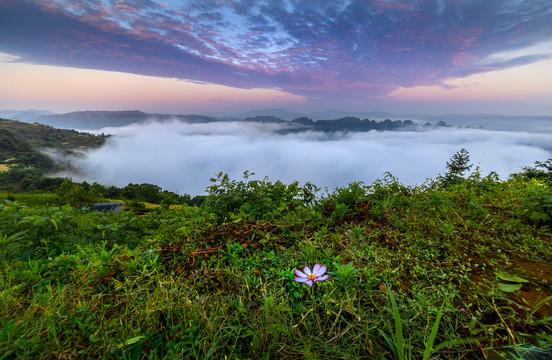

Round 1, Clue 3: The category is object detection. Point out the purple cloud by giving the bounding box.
[1,0,551,100]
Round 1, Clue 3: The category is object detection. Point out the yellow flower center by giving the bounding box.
[308,274,316,281]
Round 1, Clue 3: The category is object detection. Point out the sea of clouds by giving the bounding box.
[66,120,552,195]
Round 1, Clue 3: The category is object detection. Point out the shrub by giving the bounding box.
[519,179,552,227]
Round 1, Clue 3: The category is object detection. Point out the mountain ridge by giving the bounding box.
[4,108,552,132]
[29,110,452,132]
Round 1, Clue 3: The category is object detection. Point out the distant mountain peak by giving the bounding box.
[241,108,304,121]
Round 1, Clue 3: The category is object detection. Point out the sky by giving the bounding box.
[1,0,552,115]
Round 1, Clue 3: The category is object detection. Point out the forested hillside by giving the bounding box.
[0,118,107,192]
[0,118,107,150]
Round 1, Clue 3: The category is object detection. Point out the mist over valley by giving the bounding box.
[2,108,550,196]
[56,117,552,196]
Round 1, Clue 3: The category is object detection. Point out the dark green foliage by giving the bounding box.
[0,199,145,261]
[56,178,100,208]
[122,183,162,203]
[119,183,193,205]
[330,181,368,206]
[519,180,552,227]
[0,167,44,190]
[0,119,106,192]
[0,129,53,171]
[516,158,552,182]
[205,171,316,221]
[511,159,552,227]
[78,181,196,206]
[0,118,106,150]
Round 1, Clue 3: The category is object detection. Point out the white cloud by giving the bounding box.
[0,52,20,62]
[67,121,552,195]
[478,41,552,65]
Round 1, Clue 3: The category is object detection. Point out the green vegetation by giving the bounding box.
[1,151,552,359]
[0,118,106,150]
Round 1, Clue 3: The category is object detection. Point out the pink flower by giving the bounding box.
[294,264,328,287]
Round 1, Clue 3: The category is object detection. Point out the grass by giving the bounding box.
[1,171,552,359]
[0,192,58,206]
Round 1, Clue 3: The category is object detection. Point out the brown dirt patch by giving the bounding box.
[504,258,552,318]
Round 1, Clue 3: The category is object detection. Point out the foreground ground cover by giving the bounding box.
[1,165,552,359]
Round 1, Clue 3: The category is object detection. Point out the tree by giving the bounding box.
[516,158,552,182]
[436,148,473,187]
[56,178,100,208]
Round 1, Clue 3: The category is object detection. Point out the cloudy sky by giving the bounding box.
[1,0,552,115]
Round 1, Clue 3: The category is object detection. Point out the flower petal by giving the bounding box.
[314,265,327,277]
[305,280,314,287]
[295,269,308,278]
[315,274,329,282]
[303,266,312,275]
[313,264,321,275]
[295,277,309,283]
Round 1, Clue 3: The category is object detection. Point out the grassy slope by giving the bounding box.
[0,118,106,172]
[1,174,551,359]
[0,118,108,192]
[0,118,105,151]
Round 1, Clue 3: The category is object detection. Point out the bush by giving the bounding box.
[330,181,368,206]
[514,158,552,182]
[519,179,552,227]
[205,171,309,221]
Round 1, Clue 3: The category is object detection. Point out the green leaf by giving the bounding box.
[387,287,406,360]
[116,336,145,348]
[497,282,523,292]
[422,301,445,360]
[251,334,261,350]
[527,316,552,325]
[495,271,529,283]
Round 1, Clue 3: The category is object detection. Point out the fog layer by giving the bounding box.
[69,121,552,195]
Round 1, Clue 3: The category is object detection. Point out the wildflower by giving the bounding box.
[294,264,328,287]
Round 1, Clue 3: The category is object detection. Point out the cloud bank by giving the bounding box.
[66,121,552,195]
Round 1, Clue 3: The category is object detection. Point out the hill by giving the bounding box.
[0,118,107,190]
[5,108,552,132]
[36,110,220,130]
[33,110,451,132]
[0,109,55,122]
[0,118,106,151]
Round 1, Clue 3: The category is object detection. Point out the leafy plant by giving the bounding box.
[331,181,367,206]
[379,287,481,360]
[519,180,552,227]
[331,261,358,289]
[515,158,552,182]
